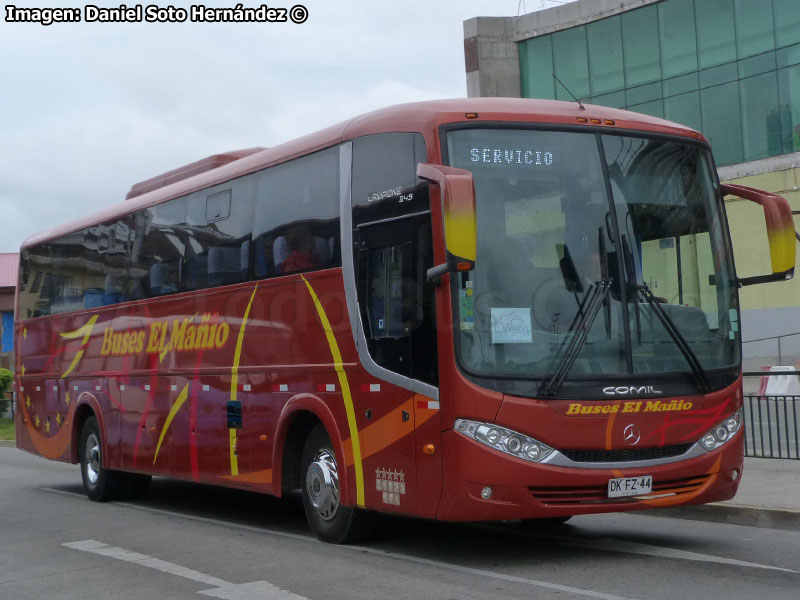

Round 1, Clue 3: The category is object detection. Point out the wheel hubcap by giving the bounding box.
[85,433,101,485]
[306,449,339,520]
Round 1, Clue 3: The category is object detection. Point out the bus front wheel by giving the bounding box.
[79,416,128,502]
[300,424,372,543]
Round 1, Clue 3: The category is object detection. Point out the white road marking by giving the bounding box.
[63,540,309,600]
[346,546,642,600]
[47,487,797,596]
[63,540,228,587]
[198,581,309,600]
[567,537,799,574]
[45,489,640,600]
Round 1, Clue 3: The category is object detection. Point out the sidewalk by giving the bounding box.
[644,457,800,530]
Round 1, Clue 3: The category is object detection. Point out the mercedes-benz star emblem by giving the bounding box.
[623,424,641,446]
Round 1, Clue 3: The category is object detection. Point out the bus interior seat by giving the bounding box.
[273,234,330,272]
[637,302,711,341]
[83,288,105,308]
[184,253,208,290]
[149,261,180,296]
[207,241,249,286]
[103,273,128,305]
[253,234,272,278]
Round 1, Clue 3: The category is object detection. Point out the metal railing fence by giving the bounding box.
[743,395,800,459]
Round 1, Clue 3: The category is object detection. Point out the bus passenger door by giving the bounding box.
[355,215,441,517]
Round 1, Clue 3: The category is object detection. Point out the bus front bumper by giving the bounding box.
[435,429,743,522]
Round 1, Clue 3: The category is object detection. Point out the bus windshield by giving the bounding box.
[446,128,740,388]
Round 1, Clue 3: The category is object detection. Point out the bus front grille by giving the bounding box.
[559,443,695,463]
[529,474,711,505]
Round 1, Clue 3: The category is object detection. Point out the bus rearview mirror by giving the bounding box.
[721,183,796,286]
[416,163,476,283]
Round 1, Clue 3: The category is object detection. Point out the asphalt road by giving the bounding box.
[2,445,799,600]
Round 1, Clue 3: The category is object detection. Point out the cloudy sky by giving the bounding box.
[0,0,575,253]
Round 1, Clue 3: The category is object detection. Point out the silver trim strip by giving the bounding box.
[339,143,440,402]
[355,209,432,230]
[540,443,707,470]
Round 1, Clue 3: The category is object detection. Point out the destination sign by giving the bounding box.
[469,147,554,166]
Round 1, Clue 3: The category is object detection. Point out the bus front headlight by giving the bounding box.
[455,419,554,463]
[699,409,742,452]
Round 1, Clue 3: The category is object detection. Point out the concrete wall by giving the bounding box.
[512,0,659,41]
[464,17,521,98]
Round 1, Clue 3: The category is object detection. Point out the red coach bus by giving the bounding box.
[15,99,795,543]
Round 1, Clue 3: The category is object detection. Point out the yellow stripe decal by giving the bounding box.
[61,349,85,379]
[301,275,365,507]
[153,384,189,465]
[228,284,259,476]
[60,314,98,341]
[60,315,99,378]
[229,429,239,476]
[231,285,259,402]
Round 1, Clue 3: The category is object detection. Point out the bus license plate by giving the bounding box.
[608,475,652,498]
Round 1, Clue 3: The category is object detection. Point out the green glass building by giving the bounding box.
[464,0,800,367]
[517,0,800,166]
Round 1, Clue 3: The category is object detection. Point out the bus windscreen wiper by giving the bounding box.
[636,283,710,392]
[618,232,710,393]
[539,278,612,397]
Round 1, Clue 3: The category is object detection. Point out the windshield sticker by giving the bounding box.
[459,285,475,330]
[491,308,532,344]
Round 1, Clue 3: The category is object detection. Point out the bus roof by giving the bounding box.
[21,97,706,249]
[125,147,266,200]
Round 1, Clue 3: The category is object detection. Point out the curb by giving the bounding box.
[0,440,16,447]
[642,503,800,531]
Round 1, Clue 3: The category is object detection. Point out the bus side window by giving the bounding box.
[18,245,52,318]
[253,147,341,279]
[186,177,255,290]
[131,197,188,298]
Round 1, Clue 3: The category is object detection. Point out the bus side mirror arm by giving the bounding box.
[417,163,477,285]
[426,261,473,286]
[720,183,796,287]
[426,263,450,286]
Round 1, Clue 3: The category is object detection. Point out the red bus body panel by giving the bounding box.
[15,98,741,523]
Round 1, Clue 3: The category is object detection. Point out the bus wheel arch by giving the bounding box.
[70,393,104,465]
[277,410,320,495]
[274,395,346,501]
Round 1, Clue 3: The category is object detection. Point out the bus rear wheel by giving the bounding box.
[300,424,372,544]
[79,416,128,502]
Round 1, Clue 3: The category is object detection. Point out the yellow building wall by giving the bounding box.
[723,166,800,310]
